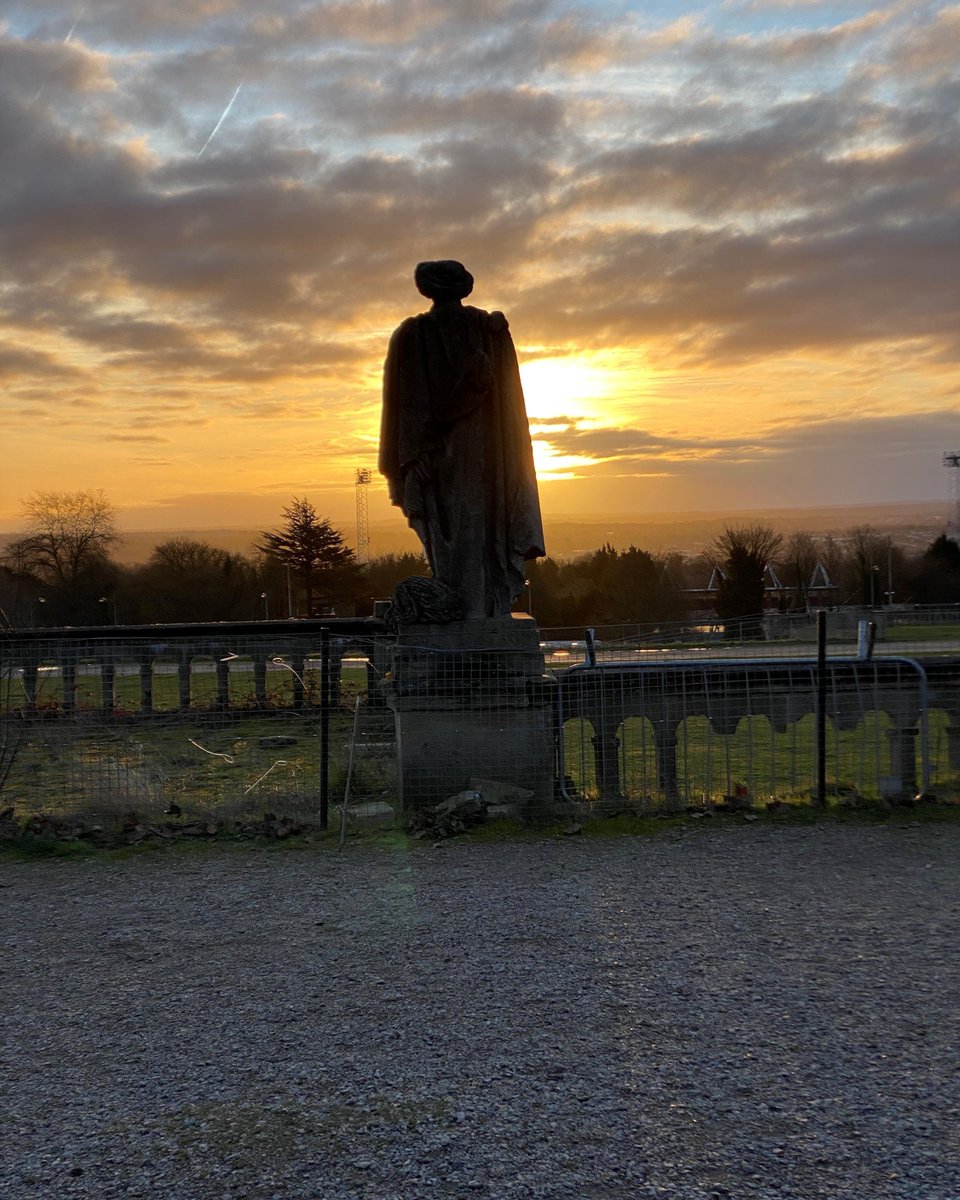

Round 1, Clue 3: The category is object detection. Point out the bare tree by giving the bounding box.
[845,525,894,606]
[712,523,783,638]
[818,534,848,600]
[2,491,120,622]
[782,530,819,611]
[3,490,119,590]
[130,538,256,622]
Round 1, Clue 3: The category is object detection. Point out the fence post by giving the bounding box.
[253,656,268,706]
[215,657,230,709]
[138,652,153,714]
[100,662,115,714]
[816,611,827,806]
[319,628,330,830]
[177,656,191,710]
[62,654,76,714]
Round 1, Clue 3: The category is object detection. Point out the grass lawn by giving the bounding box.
[1,659,372,715]
[562,707,959,806]
[883,623,960,642]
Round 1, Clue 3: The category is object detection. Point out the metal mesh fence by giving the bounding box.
[0,624,396,835]
[557,657,937,810]
[1,615,958,833]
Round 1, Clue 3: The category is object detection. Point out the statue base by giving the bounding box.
[385,614,555,815]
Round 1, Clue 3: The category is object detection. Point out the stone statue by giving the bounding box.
[379,260,545,621]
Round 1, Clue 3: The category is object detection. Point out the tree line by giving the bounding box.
[0,493,374,628]
[1,490,958,630]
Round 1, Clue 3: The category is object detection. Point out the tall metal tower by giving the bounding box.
[355,467,372,563]
[945,452,960,541]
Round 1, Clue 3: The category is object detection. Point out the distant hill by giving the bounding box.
[0,501,950,565]
[540,501,951,558]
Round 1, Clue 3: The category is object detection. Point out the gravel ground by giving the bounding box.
[1,821,958,1200]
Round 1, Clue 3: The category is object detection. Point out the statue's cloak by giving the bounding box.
[379,303,545,619]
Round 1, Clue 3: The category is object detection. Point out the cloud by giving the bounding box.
[5,4,955,368]
[0,344,81,381]
[105,432,172,443]
[2,0,958,517]
[715,6,897,66]
[886,4,960,79]
[537,407,960,474]
[539,421,776,464]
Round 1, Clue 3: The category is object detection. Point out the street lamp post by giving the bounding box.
[260,591,269,620]
[886,545,895,606]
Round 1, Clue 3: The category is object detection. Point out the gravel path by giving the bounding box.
[2,821,958,1200]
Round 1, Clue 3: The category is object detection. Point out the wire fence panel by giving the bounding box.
[0,624,398,833]
[556,657,945,810]
[2,618,958,831]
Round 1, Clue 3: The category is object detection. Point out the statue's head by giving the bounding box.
[414,260,474,303]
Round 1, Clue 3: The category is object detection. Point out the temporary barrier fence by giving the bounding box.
[1,615,957,830]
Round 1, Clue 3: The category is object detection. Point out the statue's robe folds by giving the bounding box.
[379,303,545,619]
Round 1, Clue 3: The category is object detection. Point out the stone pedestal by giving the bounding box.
[385,614,555,814]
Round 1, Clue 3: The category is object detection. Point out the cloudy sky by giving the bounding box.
[2,0,958,534]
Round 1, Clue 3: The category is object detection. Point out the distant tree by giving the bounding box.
[519,556,564,626]
[617,545,675,622]
[2,490,120,622]
[0,564,38,629]
[363,552,430,606]
[578,543,621,624]
[129,538,257,623]
[844,525,900,606]
[573,544,663,624]
[653,553,688,622]
[4,489,119,588]
[518,546,687,629]
[258,499,360,616]
[817,534,848,601]
[782,531,820,611]
[909,534,960,604]
[927,533,960,570]
[712,524,782,639]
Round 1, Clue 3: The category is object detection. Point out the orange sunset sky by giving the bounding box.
[2,1,959,535]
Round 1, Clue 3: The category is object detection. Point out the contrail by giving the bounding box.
[196,82,244,159]
[64,4,87,43]
[32,2,86,99]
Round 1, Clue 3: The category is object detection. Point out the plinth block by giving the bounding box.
[394,698,555,812]
[395,612,541,652]
[386,615,555,813]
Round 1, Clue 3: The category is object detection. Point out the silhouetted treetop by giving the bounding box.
[4,489,119,588]
[258,498,359,616]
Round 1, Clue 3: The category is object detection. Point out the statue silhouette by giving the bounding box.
[380,261,545,620]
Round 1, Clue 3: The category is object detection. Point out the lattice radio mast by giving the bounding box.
[945,452,960,541]
[355,467,372,563]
